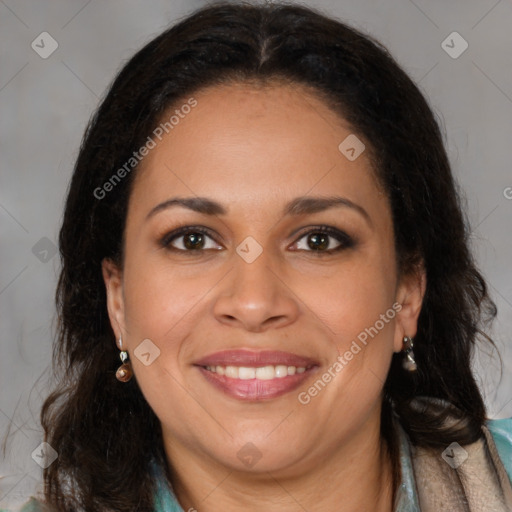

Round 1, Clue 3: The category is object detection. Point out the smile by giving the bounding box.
[204,364,306,379]
[194,349,319,401]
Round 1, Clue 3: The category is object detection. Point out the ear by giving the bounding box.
[102,257,126,349]
[393,262,426,353]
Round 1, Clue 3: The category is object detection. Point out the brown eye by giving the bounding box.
[293,226,355,254]
[160,227,223,253]
[182,232,205,250]
[306,232,330,251]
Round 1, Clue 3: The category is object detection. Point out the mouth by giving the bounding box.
[194,350,319,401]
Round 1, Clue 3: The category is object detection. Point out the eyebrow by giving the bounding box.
[146,195,372,227]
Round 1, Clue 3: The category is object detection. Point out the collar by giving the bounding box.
[393,420,422,511]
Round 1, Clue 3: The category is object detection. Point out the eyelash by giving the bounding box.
[159,225,355,256]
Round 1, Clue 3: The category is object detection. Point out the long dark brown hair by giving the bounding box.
[38,1,498,510]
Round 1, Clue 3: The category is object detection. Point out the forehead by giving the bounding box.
[129,81,387,221]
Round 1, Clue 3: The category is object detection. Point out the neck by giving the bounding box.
[162,414,395,512]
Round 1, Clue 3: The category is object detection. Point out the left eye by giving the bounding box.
[293,227,354,253]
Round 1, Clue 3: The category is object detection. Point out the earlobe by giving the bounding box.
[393,263,427,353]
[101,258,125,344]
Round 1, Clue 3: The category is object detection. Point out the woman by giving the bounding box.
[4,2,512,511]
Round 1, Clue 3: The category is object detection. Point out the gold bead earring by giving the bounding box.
[115,336,133,382]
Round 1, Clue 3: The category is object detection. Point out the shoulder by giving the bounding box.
[486,417,512,483]
[0,497,51,512]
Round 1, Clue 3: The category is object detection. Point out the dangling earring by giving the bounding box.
[116,336,133,382]
[402,335,417,371]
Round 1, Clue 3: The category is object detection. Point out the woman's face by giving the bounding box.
[103,81,424,475]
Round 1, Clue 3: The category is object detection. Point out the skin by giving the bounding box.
[102,80,426,512]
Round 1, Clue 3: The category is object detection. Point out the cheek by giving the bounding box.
[295,247,398,394]
[119,262,205,402]
[122,257,205,340]
[298,254,396,342]
[120,264,205,424]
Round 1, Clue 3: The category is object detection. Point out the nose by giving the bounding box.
[212,245,300,333]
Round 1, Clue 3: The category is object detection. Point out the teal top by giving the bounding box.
[4,418,512,512]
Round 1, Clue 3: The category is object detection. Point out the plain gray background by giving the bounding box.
[1,0,511,507]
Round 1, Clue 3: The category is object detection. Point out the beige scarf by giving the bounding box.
[410,424,512,511]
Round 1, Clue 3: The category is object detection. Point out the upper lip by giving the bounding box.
[194,349,318,368]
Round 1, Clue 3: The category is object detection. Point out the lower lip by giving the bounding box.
[197,366,317,401]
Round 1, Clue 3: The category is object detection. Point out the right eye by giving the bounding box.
[160,226,223,253]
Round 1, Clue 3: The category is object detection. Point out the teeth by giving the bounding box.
[204,364,307,379]
[239,367,256,380]
[275,365,288,378]
[225,366,239,378]
[256,366,276,380]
